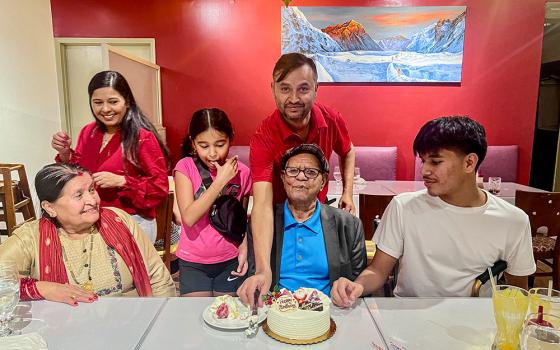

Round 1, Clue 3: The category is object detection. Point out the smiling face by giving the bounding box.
[192,127,231,170]
[272,64,317,126]
[419,148,478,200]
[41,173,100,232]
[90,87,128,133]
[281,152,326,205]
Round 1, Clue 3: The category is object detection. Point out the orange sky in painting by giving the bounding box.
[370,11,463,27]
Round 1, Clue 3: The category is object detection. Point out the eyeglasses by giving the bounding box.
[283,167,322,179]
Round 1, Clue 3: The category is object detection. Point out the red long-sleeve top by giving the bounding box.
[56,122,168,219]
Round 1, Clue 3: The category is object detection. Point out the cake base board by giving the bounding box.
[262,318,336,345]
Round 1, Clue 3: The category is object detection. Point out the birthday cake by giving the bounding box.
[265,287,331,340]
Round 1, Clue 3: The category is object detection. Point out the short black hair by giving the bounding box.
[413,116,487,170]
[281,144,329,173]
[273,53,318,83]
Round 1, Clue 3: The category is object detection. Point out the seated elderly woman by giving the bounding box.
[0,163,176,305]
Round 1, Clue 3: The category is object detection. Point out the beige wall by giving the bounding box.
[0,0,61,211]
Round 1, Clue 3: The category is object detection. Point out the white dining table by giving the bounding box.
[365,297,496,350]
[375,180,547,205]
[8,296,500,350]
[9,297,167,350]
[138,297,384,350]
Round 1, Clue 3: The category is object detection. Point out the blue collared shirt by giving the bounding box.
[279,200,330,295]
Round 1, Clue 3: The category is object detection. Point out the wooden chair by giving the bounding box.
[155,191,177,271]
[0,164,36,237]
[358,193,394,240]
[471,260,507,297]
[515,190,560,289]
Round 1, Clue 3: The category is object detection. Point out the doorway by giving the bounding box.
[530,2,560,191]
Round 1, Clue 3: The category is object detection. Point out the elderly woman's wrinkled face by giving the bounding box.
[42,173,100,230]
[281,153,326,205]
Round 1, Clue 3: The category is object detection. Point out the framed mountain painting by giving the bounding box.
[281,6,467,83]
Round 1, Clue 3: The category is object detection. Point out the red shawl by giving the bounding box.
[38,208,152,296]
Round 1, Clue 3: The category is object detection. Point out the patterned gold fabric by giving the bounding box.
[0,207,176,297]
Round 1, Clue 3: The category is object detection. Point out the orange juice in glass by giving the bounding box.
[529,288,560,317]
[493,285,529,350]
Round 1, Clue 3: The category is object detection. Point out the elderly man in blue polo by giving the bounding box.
[239,144,366,300]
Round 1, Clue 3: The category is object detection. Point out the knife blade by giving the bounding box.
[245,288,260,337]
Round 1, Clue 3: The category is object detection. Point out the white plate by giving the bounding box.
[202,304,268,330]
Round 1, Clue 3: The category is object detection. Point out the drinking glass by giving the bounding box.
[521,313,560,350]
[489,176,502,194]
[333,166,342,190]
[492,285,529,350]
[529,288,560,316]
[0,261,19,337]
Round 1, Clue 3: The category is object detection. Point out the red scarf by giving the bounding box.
[38,208,152,296]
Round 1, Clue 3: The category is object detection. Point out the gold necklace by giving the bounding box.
[61,233,95,292]
[100,133,114,151]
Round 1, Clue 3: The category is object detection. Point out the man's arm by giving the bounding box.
[504,273,528,290]
[338,145,355,214]
[237,182,274,307]
[331,249,397,307]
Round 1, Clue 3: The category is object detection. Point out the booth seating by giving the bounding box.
[229,145,251,167]
[329,146,398,180]
[414,145,519,182]
[229,145,398,181]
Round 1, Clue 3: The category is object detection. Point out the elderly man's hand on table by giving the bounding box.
[36,281,98,306]
[331,277,363,308]
[237,271,271,308]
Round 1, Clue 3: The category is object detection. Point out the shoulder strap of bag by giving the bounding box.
[193,157,214,191]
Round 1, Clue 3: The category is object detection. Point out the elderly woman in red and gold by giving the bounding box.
[0,163,175,305]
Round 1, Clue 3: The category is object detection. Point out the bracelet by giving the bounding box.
[20,277,44,301]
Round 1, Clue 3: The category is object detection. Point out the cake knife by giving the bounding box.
[245,288,260,337]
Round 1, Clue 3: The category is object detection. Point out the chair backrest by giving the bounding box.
[414,145,519,182]
[155,191,174,270]
[515,190,560,237]
[229,145,250,167]
[329,146,397,181]
[358,193,395,240]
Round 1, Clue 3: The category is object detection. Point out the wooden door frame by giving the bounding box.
[54,38,159,134]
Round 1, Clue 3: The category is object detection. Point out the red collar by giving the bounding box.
[274,104,327,142]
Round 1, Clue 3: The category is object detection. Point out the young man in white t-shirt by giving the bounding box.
[331,116,536,306]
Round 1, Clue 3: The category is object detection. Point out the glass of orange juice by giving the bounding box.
[492,285,530,350]
[529,288,560,317]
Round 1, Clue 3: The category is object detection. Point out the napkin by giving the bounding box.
[0,332,48,350]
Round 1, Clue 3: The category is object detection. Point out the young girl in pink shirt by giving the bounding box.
[174,108,251,296]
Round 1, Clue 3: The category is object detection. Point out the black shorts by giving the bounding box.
[179,257,246,295]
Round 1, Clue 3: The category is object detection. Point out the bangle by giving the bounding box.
[20,277,44,301]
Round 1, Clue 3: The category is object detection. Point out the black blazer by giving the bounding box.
[247,203,367,291]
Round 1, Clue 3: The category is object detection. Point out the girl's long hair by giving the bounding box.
[88,71,170,169]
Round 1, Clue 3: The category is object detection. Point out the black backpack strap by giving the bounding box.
[193,158,214,190]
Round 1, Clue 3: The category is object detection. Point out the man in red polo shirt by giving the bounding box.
[237,53,356,306]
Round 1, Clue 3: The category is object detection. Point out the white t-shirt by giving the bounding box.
[374,189,536,297]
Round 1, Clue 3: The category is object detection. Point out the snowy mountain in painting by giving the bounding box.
[376,35,411,51]
[311,50,463,83]
[321,20,382,51]
[282,7,342,54]
[281,7,466,82]
[405,11,466,53]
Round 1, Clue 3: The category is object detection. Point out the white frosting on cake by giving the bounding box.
[267,288,331,340]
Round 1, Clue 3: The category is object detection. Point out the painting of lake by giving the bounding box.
[281,6,467,83]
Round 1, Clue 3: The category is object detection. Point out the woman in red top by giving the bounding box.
[51,71,169,242]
